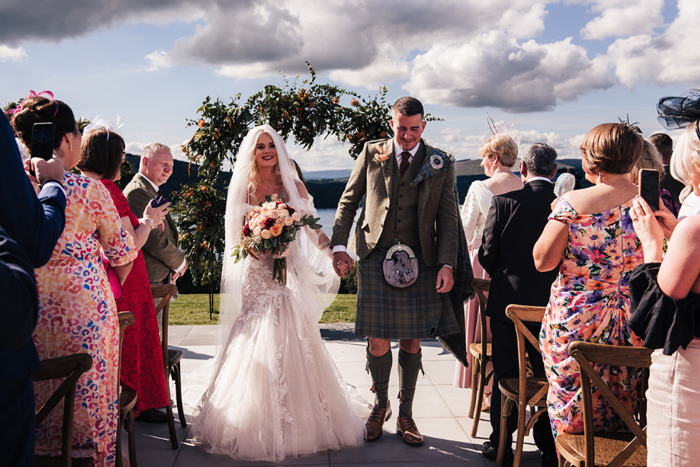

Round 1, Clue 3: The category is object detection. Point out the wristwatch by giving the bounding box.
[439,263,454,272]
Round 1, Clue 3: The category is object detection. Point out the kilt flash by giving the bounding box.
[355,247,459,339]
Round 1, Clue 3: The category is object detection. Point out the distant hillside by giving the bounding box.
[127,153,587,208]
[125,154,232,198]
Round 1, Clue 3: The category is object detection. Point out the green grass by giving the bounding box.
[169,293,357,325]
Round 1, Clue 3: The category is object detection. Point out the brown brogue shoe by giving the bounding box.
[396,415,423,446]
[365,402,392,441]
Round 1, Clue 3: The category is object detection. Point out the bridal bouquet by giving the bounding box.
[232,194,322,283]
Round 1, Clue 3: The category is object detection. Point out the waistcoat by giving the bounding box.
[377,150,425,249]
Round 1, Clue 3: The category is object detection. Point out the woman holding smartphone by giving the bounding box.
[533,122,645,441]
[629,92,700,466]
[12,95,136,466]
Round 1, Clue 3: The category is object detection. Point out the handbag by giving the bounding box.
[382,243,419,288]
[101,250,122,300]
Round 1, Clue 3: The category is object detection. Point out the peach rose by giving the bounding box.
[276,217,285,226]
[261,230,271,239]
[292,212,301,222]
[269,209,280,219]
[280,209,289,218]
[270,225,283,237]
[253,227,262,236]
[284,217,294,226]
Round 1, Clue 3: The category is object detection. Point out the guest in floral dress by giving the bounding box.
[13,96,137,466]
[533,122,645,439]
[78,127,170,418]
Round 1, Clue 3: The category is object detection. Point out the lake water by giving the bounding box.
[315,208,359,257]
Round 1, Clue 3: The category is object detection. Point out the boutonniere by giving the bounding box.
[373,151,389,166]
[429,154,444,170]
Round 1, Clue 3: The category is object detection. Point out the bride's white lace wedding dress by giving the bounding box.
[191,254,367,462]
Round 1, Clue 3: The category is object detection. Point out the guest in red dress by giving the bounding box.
[78,126,170,419]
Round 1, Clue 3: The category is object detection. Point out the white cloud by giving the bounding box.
[404,32,616,112]
[286,136,356,172]
[580,0,664,40]
[143,50,172,72]
[125,141,148,155]
[607,0,700,87]
[0,44,26,61]
[499,2,548,39]
[329,51,410,89]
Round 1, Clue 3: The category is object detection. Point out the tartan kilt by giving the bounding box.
[355,247,459,339]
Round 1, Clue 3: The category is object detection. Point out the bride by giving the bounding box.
[191,125,366,462]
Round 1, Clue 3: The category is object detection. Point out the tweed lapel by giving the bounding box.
[381,139,394,200]
[135,173,157,197]
[415,143,432,220]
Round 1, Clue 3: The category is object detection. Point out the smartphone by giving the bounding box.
[30,122,56,161]
[639,168,660,211]
[150,194,169,208]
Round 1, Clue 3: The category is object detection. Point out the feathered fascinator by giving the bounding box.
[83,115,123,140]
[657,89,700,140]
[482,113,521,145]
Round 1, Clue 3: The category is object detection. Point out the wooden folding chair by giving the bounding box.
[33,352,94,467]
[468,278,494,437]
[151,284,184,450]
[116,312,138,467]
[556,341,652,467]
[496,305,549,467]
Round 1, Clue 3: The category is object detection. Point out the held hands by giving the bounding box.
[436,266,454,293]
[332,251,354,278]
[273,248,291,259]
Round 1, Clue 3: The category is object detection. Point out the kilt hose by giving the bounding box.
[355,247,460,339]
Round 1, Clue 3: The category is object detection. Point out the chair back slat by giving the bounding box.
[33,354,93,425]
[569,341,652,467]
[471,278,490,351]
[151,284,178,367]
[32,353,93,466]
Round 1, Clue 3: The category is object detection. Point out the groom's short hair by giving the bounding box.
[393,96,424,119]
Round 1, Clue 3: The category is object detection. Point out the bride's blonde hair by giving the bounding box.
[246,129,281,196]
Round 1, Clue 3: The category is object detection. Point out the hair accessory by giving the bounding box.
[5,90,55,121]
[657,89,700,141]
[618,114,642,134]
[482,113,522,145]
[83,115,123,141]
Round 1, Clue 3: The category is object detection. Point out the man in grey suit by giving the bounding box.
[332,97,460,447]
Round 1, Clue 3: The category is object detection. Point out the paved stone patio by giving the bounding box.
[125,324,546,466]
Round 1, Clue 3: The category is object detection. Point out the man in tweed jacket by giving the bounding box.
[124,144,186,326]
[332,97,459,446]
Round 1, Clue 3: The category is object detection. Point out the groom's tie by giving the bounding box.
[399,151,411,178]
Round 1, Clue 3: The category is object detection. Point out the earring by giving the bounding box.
[597,172,602,183]
[70,142,73,152]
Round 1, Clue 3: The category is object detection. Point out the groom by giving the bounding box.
[332,96,460,447]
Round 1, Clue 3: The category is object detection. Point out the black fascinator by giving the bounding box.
[657,89,700,140]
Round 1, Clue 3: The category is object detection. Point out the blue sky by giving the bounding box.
[1,0,698,171]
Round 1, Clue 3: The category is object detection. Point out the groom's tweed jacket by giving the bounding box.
[332,138,457,267]
[332,139,466,345]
